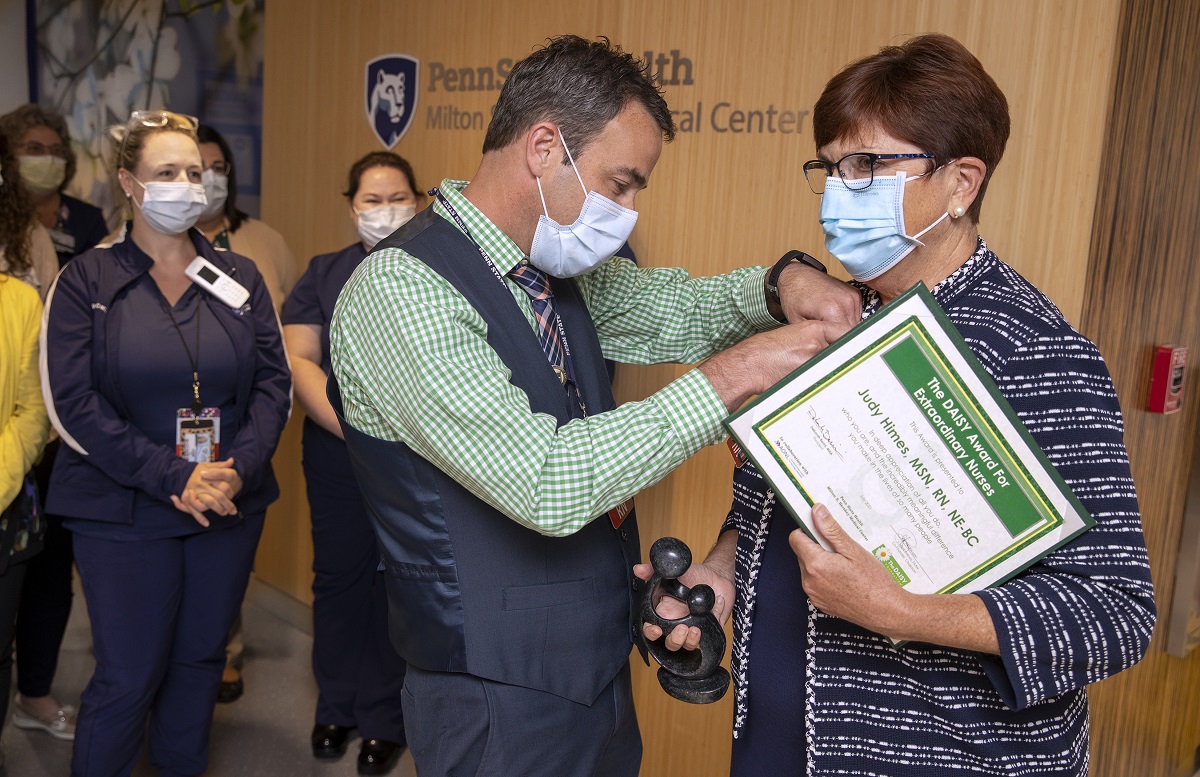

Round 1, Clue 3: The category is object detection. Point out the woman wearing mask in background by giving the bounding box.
[0,138,52,777]
[40,110,291,777]
[0,104,108,268]
[281,151,415,776]
[195,123,298,704]
[0,107,92,746]
[195,124,297,313]
[0,133,58,298]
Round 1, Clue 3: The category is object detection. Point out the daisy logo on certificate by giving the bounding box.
[872,545,911,586]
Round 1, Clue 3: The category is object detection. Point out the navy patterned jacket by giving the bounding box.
[721,238,1155,776]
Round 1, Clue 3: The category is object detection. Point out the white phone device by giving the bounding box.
[186,256,250,309]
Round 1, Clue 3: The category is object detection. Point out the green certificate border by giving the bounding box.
[725,283,1095,593]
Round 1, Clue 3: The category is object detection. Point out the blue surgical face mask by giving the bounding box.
[818,170,949,281]
[529,132,638,278]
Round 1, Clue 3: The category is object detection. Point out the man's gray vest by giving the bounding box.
[329,207,644,705]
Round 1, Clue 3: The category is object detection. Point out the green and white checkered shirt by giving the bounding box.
[330,179,778,536]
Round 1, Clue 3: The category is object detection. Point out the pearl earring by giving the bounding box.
[952,206,966,218]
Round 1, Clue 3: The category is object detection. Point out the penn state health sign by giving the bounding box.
[365,54,419,148]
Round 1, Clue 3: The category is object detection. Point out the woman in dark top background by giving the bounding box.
[281,150,417,776]
[0,104,108,267]
[194,122,300,705]
[41,109,291,777]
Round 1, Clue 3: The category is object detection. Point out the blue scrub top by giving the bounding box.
[50,194,109,267]
[283,242,368,493]
[65,278,240,539]
[282,242,367,376]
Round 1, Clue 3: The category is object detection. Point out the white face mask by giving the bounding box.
[355,203,416,248]
[129,177,208,235]
[528,131,638,278]
[200,169,229,222]
[18,155,67,195]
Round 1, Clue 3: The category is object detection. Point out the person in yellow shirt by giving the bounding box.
[0,269,52,774]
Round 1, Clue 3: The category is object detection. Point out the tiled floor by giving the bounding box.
[2,579,416,777]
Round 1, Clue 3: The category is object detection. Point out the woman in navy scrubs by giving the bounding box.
[282,151,417,776]
[40,110,291,777]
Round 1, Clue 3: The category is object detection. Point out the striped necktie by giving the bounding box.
[509,261,568,384]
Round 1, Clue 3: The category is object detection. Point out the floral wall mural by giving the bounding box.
[32,0,265,224]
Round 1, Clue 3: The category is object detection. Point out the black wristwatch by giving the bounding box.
[767,250,827,321]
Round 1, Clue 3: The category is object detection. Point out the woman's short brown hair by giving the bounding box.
[813,34,1010,222]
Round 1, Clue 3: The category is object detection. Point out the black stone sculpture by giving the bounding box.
[639,536,730,703]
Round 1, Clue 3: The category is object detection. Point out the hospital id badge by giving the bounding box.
[608,498,633,530]
[176,408,221,463]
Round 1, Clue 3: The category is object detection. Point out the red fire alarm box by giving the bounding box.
[1149,345,1188,414]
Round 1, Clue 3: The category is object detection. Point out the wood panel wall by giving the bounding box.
[1082,0,1200,775]
[257,2,1148,774]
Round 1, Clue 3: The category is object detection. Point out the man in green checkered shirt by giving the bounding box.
[330,35,859,777]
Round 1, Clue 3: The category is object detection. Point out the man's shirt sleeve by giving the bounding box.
[331,248,731,537]
[578,256,778,365]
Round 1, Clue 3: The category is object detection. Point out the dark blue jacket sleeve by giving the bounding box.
[42,260,194,502]
[974,333,1156,709]
[223,267,292,495]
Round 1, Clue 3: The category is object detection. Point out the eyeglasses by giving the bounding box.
[16,140,70,159]
[118,110,201,165]
[128,110,199,131]
[204,160,232,175]
[802,152,937,193]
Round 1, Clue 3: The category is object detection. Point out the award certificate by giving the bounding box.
[725,284,1094,595]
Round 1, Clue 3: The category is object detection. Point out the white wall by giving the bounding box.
[0,0,30,113]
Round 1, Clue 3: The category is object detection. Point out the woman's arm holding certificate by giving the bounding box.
[791,503,1000,654]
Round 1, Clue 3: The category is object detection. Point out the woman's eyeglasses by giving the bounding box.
[117,110,201,164]
[16,140,70,159]
[802,152,937,193]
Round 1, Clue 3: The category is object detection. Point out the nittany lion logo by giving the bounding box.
[365,54,419,149]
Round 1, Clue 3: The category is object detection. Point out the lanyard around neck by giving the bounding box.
[159,292,204,414]
[432,188,588,416]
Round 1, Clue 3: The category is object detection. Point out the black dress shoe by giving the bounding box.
[311,723,355,759]
[358,739,404,776]
[216,677,243,704]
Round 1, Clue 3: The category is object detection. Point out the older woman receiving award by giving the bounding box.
[643,33,1155,777]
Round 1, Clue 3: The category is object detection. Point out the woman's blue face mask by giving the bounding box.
[819,170,949,282]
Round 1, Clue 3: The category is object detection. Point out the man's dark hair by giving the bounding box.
[482,35,675,159]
